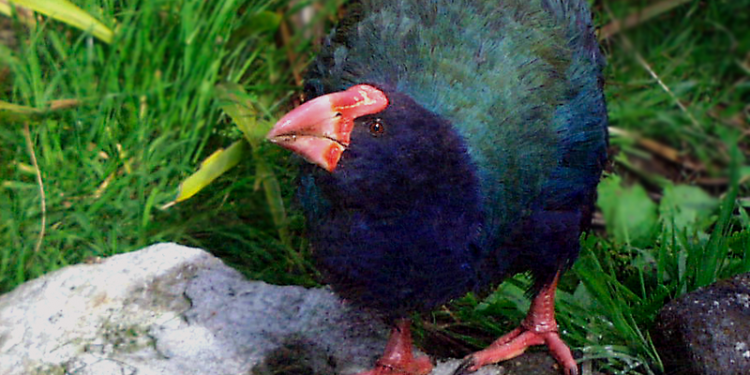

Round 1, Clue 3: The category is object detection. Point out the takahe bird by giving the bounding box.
[266,0,607,374]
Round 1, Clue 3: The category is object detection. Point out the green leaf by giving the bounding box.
[8,0,114,43]
[247,10,281,34]
[215,83,273,146]
[659,184,718,234]
[165,140,248,207]
[597,175,659,247]
[740,166,750,184]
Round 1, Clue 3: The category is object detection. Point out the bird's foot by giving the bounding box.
[452,327,577,375]
[453,273,577,375]
[354,319,433,375]
[355,355,433,375]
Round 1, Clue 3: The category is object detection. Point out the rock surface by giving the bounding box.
[652,272,750,375]
[0,243,563,375]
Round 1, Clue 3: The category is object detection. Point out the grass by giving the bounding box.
[0,0,341,288]
[1,0,749,374]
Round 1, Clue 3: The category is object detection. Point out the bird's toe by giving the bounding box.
[564,363,579,375]
[451,357,478,375]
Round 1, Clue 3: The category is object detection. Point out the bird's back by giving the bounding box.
[306,0,607,262]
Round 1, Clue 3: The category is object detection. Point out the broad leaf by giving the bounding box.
[659,184,718,234]
[597,175,659,247]
[247,10,281,34]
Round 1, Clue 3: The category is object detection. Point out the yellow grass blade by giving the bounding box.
[162,140,248,208]
[0,99,82,123]
[0,99,41,114]
[8,0,114,43]
[0,99,42,122]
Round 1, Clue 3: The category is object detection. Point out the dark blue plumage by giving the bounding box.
[300,91,485,315]
[267,0,607,373]
[301,0,607,313]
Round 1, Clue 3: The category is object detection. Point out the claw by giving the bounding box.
[451,357,477,375]
[456,272,579,375]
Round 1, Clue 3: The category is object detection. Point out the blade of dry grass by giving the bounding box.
[604,4,702,132]
[600,0,693,40]
[22,122,45,254]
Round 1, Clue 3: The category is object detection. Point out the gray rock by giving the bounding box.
[652,272,750,375]
[0,243,563,375]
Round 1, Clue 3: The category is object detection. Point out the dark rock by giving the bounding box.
[494,352,567,375]
[652,272,750,375]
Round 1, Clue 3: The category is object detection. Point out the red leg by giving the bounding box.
[354,319,433,375]
[454,273,578,375]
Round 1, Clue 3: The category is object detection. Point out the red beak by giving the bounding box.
[266,84,388,172]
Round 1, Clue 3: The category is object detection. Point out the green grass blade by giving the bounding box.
[166,140,248,207]
[256,157,291,246]
[695,142,742,287]
[215,83,290,246]
[9,0,114,43]
[215,83,273,146]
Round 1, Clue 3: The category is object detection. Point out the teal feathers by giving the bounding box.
[306,0,607,252]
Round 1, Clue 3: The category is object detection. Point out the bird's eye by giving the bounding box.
[369,119,385,136]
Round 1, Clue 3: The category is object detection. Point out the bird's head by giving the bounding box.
[266,84,388,173]
[267,84,479,211]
